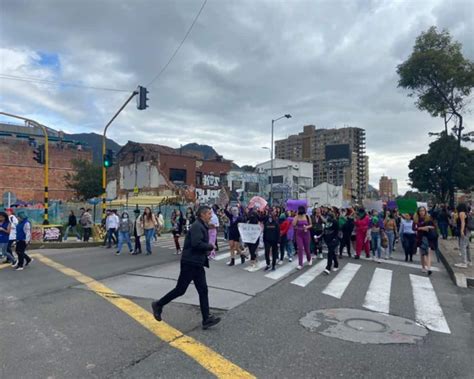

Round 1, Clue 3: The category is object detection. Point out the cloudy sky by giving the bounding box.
[1,0,473,193]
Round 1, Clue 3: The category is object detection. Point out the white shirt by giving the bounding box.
[106,214,119,229]
[210,212,219,227]
[9,215,18,240]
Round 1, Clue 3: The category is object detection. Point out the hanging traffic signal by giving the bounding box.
[136,85,149,110]
[103,149,115,168]
[33,144,45,164]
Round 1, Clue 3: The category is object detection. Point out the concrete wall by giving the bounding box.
[119,162,167,190]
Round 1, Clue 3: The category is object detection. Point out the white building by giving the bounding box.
[255,159,313,201]
[304,182,344,208]
[391,179,398,197]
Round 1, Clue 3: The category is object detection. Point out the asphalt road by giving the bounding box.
[1,236,473,379]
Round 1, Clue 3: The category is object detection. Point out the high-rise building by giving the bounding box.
[379,175,393,201]
[391,179,398,197]
[275,125,368,202]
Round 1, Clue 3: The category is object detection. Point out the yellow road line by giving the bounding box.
[34,254,255,379]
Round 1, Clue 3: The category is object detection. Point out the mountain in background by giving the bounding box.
[66,133,122,164]
[180,143,220,160]
[64,136,232,166]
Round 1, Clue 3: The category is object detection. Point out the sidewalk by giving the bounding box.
[438,238,473,288]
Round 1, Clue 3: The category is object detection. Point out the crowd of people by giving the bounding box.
[2,201,471,274]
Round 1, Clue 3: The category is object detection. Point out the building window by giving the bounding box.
[220,173,227,185]
[196,172,202,186]
[269,175,284,184]
[245,182,259,192]
[232,180,242,190]
[169,168,187,184]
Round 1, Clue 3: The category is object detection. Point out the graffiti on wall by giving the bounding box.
[196,188,220,204]
[203,174,220,187]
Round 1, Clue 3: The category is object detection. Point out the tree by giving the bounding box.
[408,134,474,203]
[241,165,256,172]
[65,159,103,200]
[397,26,474,142]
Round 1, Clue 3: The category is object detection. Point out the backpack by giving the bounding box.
[467,214,474,231]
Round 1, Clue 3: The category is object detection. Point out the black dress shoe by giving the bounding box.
[151,301,163,321]
[202,315,221,330]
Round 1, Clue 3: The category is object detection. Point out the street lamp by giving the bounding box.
[270,114,292,205]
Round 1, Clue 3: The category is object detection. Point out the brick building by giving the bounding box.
[107,141,232,203]
[0,123,93,202]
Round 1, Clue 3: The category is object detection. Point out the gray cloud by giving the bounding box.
[1,0,473,194]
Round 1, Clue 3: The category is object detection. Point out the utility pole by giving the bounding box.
[101,86,148,220]
[0,112,50,224]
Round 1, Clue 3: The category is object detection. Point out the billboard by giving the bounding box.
[325,144,351,162]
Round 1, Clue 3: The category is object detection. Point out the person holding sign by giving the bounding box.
[224,205,245,266]
[245,211,261,268]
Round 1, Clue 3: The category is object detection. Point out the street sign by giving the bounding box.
[134,186,139,196]
[2,192,17,208]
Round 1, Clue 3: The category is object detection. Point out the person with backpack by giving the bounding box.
[0,211,17,266]
[13,212,32,271]
[132,209,144,255]
[455,203,472,268]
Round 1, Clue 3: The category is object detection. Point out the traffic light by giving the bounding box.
[136,85,149,110]
[33,144,45,164]
[103,149,115,168]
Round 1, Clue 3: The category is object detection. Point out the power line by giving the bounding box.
[0,73,131,93]
[147,0,208,87]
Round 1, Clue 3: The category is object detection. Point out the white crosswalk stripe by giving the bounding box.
[363,268,392,314]
[290,260,327,287]
[322,263,361,299]
[244,259,268,272]
[265,260,300,280]
[410,274,451,334]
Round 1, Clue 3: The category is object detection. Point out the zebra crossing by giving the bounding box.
[151,236,450,334]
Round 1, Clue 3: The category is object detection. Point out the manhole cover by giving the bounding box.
[300,308,428,344]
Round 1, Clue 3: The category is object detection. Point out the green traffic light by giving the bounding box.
[104,160,111,168]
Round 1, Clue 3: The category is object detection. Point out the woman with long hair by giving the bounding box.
[224,204,245,266]
[171,209,184,254]
[455,203,472,268]
[413,207,437,275]
[116,212,133,256]
[292,205,312,270]
[310,207,324,259]
[384,211,398,259]
[142,207,158,255]
[399,213,416,262]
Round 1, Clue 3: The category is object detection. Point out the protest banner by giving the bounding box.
[238,223,261,244]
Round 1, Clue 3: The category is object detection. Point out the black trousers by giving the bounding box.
[279,235,287,260]
[83,228,92,242]
[247,240,259,261]
[264,242,278,268]
[134,235,142,253]
[157,263,209,321]
[326,244,339,271]
[16,240,31,268]
[402,234,416,261]
[339,235,351,256]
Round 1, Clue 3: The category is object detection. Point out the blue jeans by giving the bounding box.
[144,228,154,254]
[117,231,132,253]
[385,230,395,256]
[286,240,295,259]
[63,225,81,240]
[0,242,16,263]
[438,222,448,240]
[106,228,116,247]
[371,232,382,258]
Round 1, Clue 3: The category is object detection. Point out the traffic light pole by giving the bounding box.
[101,90,139,220]
[0,112,50,224]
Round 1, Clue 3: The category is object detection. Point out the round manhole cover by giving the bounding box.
[300,308,428,344]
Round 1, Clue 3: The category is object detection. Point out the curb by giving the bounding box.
[28,242,103,250]
[438,245,473,288]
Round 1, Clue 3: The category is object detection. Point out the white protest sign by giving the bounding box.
[238,223,261,244]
